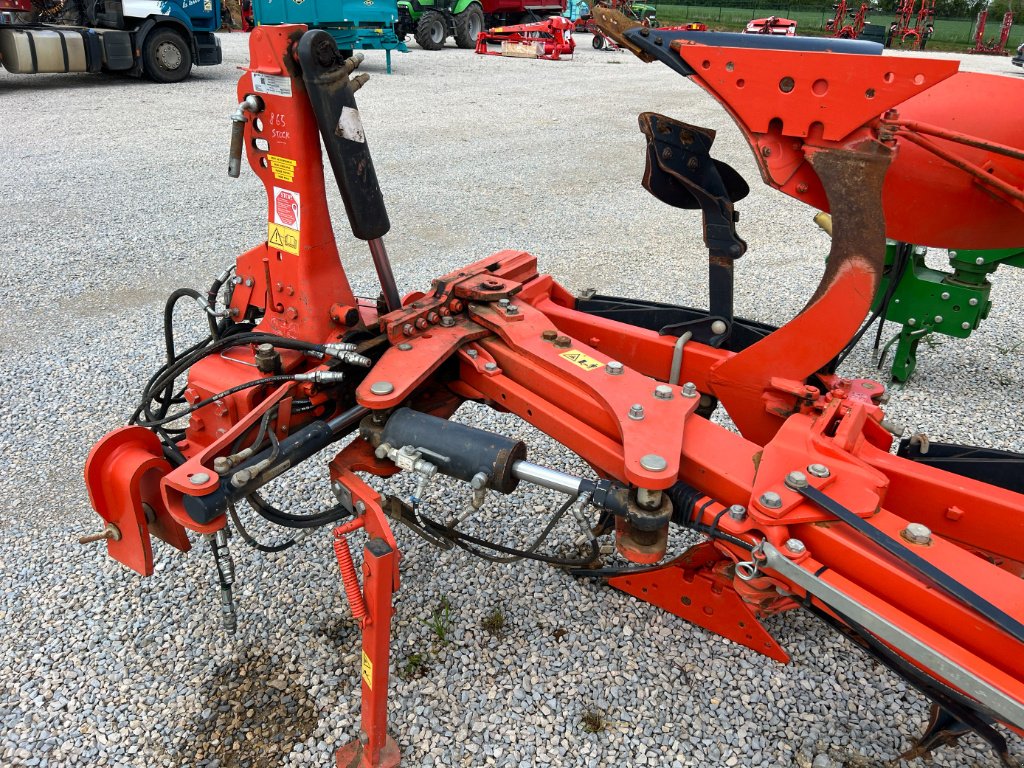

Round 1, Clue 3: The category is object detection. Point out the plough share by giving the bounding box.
[82,18,1024,768]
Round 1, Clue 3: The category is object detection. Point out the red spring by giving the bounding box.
[333,522,368,624]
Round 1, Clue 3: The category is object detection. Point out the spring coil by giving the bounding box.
[333,523,368,624]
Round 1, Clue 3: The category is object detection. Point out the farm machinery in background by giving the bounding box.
[886,0,935,48]
[80,12,1024,768]
[969,7,1015,55]
[825,0,870,38]
[0,0,221,81]
[250,0,407,73]
[743,15,798,34]
[396,0,564,51]
[475,15,574,58]
[572,0,655,48]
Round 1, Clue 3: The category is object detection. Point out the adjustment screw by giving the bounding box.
[440,316,455,328]
[628,404,645,421]
[681,382,698,398]
[807,463,830,478]
[606,361,624,376]
[397,342,413,350]
[541,329,558,341]
[190,472,211,485]
[369,381,394,396]
[639,454,667,472]
[728,504,747,521]
[654,384,673,400]
[785,538,806,555]
[553,335,572,348]
[784,471,808,490]
[902,522,932,545]
[759,491,783,509]
[484,362,498,372]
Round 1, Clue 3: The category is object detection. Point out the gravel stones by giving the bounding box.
[2,35,1021,768]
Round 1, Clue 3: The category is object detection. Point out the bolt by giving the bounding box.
[903,522,932,545]
[785,538,807,555]
[761,146,772,157]
[639,454,667,472]
[484,362,498,371]
[759,491,783,509]
[961,321,970,330]
[908,318,917,326]
[949,250,958,258]
[711,320,727,335]
[505,304,519,315]
[466,349,479,359]
[78,522,122,545]
[654,384,673,400]
[449,299,464,313]
[427,312,440,324]
[807,463,830,478]
[784,470,808,490]
[440,316,455,328]
[244,278,254,287]
[398,342,412,350]
[975,256,984,265]
[553,335,572,349]
[934,315,943,323]
[190,472,211,485]
[628,404,645,421]
[541,329,558,341]
[402,323,414,336]
[681,382,698,398]
[498,299,510,308]
[796,183,808,193]
[415,318,429,330]
[369,381,394,396]
[606,361,624,376]
[728,504,747,521]
[969,297,979,306]
[941,292,950,300]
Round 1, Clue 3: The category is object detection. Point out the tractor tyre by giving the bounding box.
[415,10,448,50]
[592,33,604,49]
[454,4,484,48]
[142,27,193,84]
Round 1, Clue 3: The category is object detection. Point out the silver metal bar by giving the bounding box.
[760,542,1024,729]
[512,461,582,497]
[669,331,692,386]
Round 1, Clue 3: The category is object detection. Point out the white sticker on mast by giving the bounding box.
[252,72,293,98]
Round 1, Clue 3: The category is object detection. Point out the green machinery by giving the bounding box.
[396,0,566,51]
[873,243,1024,381]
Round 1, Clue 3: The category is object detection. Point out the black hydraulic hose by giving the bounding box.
[137,374,299,428]
[246,491,351,529]
[228,501,296,553]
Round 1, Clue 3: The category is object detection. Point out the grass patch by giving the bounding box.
[422,596,454,645]
[481,607,506,636]
[581,709,607,733]
[399,652,430,681]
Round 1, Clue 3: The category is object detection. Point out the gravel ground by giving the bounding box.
[2,32,1022,768]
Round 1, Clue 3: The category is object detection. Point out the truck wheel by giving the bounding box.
[454,5,484,48]
[142,28,193,84]
[415,10,448,50]
[592,33,604,49]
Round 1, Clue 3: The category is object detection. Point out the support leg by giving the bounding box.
[335,538,401,768]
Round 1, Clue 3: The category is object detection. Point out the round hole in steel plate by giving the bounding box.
[779,76,795,93]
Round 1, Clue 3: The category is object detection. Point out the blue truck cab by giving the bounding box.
[0,0,222,82]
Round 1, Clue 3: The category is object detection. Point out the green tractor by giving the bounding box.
[396,0,567,50]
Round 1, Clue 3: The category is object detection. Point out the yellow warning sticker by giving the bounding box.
[268,154,297,182]
[268,222,300,256]
[361,651,373,689]
[559,349,604,371]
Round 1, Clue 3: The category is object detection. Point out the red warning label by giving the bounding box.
[273,187,300,231]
